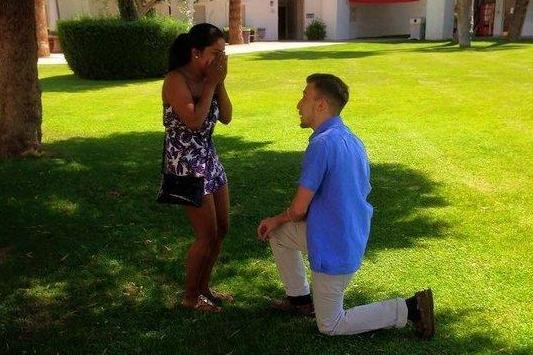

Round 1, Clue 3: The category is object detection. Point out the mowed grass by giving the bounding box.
[1,40,532,354]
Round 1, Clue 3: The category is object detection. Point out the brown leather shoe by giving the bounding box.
[271,297,315,317]
[414,289,435,339]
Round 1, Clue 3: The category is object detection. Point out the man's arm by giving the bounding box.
[258,138,327,241]
[257,186,315,241]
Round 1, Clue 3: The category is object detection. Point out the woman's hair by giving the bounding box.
[168,23,224,71]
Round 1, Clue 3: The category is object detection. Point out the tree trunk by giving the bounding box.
[118,0,139,21]
[457,0,473,48]
[35,0,50,57]
[508,0,530,41]
[136,0,161,17]
[229,0,243,45]
[0,0,43,158]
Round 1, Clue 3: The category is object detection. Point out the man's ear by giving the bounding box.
[318,97,329,113]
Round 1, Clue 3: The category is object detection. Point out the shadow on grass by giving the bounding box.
[249,50,379,61]
[248,39,531,61]
[411,39,528,53]
[0,131,509,353]
[39,74,161,93]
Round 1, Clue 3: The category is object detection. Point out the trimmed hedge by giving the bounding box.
[58,17,189,80]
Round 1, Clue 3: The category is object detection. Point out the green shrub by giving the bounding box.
[305,19,327,40]
[58,16,189,80]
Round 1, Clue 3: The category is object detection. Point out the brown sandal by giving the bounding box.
[203,289,235,305]
[182,295,222,313]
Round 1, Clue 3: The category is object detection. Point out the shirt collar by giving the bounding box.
[310,116,342,141]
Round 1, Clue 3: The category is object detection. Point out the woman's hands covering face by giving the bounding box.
[206,52,227,85]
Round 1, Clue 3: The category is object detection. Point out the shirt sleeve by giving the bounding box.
[298,139,328,192]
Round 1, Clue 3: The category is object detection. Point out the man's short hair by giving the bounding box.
[306,73,349,115]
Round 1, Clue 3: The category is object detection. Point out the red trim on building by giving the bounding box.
[349,0,418,4]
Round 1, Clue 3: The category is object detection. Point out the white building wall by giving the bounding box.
[244,0,278,40]
[154,0,194,24]
[47,0,60,31]
[197,0,228,27]
[425,0,454,40]
[304,0,322,33]
[196,0,278,40]
[349,0,426,38]
[50,0,188,30]
[303,0,339,40]
[88,0,117,16]
[522,1,533,37]
[336,0,351,40]
[321,0,339,40]
[57,0,92,20]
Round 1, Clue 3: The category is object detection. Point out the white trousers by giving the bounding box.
[269,222,408,335]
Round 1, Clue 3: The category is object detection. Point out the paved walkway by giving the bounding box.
[38,41,343,65]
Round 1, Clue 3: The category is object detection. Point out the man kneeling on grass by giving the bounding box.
[257,73,435,338]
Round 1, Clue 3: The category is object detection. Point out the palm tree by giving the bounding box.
[229,0,243,44]
[35,0,50,57]
[457,0,473,48]
[0,0,42,158]
[508,0,530,41]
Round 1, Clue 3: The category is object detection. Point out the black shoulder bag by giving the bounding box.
[156,134,204,207]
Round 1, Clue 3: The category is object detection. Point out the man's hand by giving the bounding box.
[257,216,281,241]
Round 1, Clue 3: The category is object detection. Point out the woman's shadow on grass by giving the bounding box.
[0,131,508,353]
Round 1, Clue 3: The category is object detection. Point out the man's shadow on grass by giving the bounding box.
[0,132,510,353]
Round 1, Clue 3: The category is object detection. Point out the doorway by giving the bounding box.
[278,0,304,40]
[475,0,496,36]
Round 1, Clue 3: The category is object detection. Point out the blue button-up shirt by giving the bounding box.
[299,116,373,275]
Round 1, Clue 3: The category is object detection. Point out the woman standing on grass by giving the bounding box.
[162,23,232,312]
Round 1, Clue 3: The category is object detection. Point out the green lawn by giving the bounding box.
[1,40,532,354]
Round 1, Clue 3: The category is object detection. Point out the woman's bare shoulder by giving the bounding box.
[164,70,186,85]
[163,70,189,99]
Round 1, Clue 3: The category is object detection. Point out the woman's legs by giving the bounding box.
[199,184,230,300]
[183,194,218,307]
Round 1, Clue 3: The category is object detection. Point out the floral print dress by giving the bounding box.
[163,97,227,195]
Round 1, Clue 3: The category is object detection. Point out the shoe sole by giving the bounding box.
[416,289,435,339]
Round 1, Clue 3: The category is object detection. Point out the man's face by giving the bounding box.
[297,83,321,128]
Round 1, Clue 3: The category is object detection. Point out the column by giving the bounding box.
[493,0,504,36]
[425,0,454,40]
